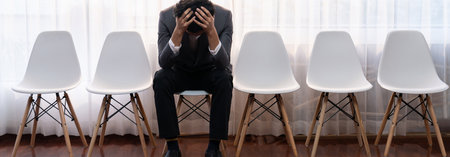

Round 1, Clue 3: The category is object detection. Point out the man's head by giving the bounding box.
[174,0,215,34]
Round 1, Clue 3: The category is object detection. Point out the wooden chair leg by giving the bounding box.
[374,92,396,145]
[276,94,298,157]
[349,93,362,147]
[176,95,183,115]
[351,94,371,157]
[30,94,41,147]
[220,140,227,155]
[206,95,212,109]
[419,94,432,147]
[236,94,255,157]
[135,93,157,147]
[311,93,328,157]
[99,95,111,147]
[161,142,168,157]
[384,93,402,156]
[56,93,73,157]
[64,92,88,147]
[426,95,447,157]
[87,95,107,157]
[12,95,33,157]
[305,92,324,147]
[234,94,252,146]
[130,94,148,157]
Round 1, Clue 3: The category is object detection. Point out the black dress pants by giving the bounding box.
[153,68,233,140]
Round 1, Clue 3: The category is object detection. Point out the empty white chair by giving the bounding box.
[233,31,299,157]
[11,31,88,157]
[305,31,372,157]
[86,31,156,157]
[374,30,447,157]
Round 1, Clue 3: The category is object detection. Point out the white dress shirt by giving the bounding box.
[168,34,221,56]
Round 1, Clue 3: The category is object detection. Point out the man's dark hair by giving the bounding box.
[174,0,215,33]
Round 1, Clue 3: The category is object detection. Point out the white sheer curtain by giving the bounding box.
[1,0,449,137]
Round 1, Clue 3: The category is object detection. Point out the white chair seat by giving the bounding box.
[307,81,372,93]
[233,31,300,95]
[178,90,209,96]
[234,81,299,94]
[87,31,152,95]
[86,82,152,95]
[378,80,448,94]
[12,31,81,94]
[306,31,372,94]
[377,30,449,94]
[13,82,79,94]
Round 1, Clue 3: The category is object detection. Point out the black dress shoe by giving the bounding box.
[164,149,181,157]
[205,149,222,157]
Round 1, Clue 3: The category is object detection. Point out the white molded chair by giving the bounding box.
[86,31,156,157]
[233,31,299,157]
[11,31,88,157]
[305,31,372,157]
[374,30,447,157]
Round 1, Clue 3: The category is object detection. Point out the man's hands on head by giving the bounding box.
[194,6,220,51]
[171,6,220,51]
[172,8,194,46]
[194,6,216,35]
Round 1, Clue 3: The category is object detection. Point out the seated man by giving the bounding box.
[153,0,233,157]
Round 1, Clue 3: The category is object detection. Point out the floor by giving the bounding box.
[0,134,449,157]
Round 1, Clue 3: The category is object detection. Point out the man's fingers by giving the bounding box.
[195,12,208,24]
[182,11,193,22]
[184,17,195,27]
[201,6,213,17]
[181,8,191,19]
[196,8,208,19]
[193,19,207,28]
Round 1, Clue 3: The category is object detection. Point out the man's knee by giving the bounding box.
[153,69,174,91]
[213,70,233,92]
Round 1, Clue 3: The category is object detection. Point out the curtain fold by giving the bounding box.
[0,0,449,137]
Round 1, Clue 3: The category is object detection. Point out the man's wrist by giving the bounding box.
[206,28,217,37]
[171,29,184,46]
[174,28,184,36]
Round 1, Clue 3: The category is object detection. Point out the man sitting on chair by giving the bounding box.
[153,0,233,156]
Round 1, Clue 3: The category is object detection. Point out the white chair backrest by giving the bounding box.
[307,31,367,88]
[91,31,151,89]
[234,31,297,89]
[21,31,81,89]
[378,30,442,86]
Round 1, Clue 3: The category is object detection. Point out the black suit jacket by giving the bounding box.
[157,5,233,72]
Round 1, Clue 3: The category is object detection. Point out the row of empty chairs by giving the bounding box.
[11,32,156,157]
[10,30,447,157]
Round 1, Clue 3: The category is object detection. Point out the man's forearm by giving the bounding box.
[171,29,184,46]
[207,28,220,50]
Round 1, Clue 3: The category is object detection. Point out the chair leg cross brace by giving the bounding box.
[24,95,76,127]
[375,93,447,157]
[248,96,282,125]
[306,92,371,157]
[87,93,156,157]
[316,95,358,126]
[177,95,210,123]
[235,94,298,157]
[12,92,88,157]
[99,98,144,126]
